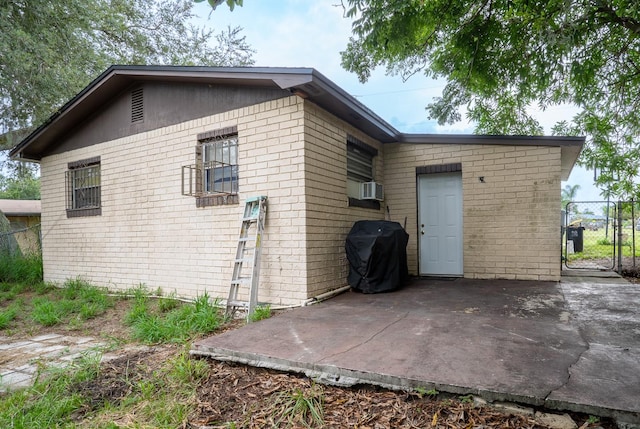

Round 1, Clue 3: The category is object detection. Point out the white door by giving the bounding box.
[418,172,463,276]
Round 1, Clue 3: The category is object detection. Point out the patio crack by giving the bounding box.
[543,326,590,402]
[543,280,590,401]
[317,311,411,363]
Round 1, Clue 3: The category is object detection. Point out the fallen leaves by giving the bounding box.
[190,360,552,429]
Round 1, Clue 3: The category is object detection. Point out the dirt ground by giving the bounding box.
[2,295,621,428]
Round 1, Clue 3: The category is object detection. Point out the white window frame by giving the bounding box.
[202,135,239,195]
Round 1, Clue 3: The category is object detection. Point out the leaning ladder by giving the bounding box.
[225,196,267,320]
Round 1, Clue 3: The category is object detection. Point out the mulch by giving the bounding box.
[60,343,617,429]
[190,360,554,429]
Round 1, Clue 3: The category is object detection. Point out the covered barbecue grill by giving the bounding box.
[345,220,409,293]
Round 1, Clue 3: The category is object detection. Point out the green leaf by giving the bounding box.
[340,0,640,199]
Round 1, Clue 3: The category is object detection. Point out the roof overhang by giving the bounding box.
[9,65,583,181]
[398,134,584,181]
[9,66,397,162]
[0,199,41,216]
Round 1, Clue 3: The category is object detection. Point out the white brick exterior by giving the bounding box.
[384,143,562,281]
[41,96,310,305]
[40,95,564,305]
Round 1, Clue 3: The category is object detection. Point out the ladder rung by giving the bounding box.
[227,196,267,320]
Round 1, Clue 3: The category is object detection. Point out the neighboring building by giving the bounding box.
[0,199,41,255]
[9,66,583,305]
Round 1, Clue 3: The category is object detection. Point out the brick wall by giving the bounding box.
[39,93,562,305]
[302,102,384,296]
[40,96,309,305]
[384,142,562,281]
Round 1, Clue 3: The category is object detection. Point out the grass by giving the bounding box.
[1,277,115,332]
[271,384,325,428]
[0,352,102,428]
[28,279,115,328]
[125,287,222,344]
[0,278,229,428]
[566,227,640,261]
[0,345,208,429]
[249,304,272,322]
[0,303,18,329]
[0,253,43,284]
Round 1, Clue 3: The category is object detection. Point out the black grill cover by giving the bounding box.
[346,220,409,293]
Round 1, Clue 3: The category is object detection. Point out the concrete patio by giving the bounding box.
[192,273,640,425]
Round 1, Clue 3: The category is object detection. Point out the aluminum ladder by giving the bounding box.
[225,196,267,320]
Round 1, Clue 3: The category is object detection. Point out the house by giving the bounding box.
[9,66,583,305]
[0,199,41,255]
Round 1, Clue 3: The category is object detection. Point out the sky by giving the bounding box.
[192,1,602,201]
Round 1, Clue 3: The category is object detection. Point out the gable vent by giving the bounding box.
[131,88,144,123]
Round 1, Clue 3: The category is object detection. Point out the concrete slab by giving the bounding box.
[193,277,640,424]
[0,334,109,392]
[0,370,33,392]
[30,333,64,342]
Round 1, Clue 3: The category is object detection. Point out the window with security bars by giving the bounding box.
[66,157,101,217]
[182,127,239,207]
[202,135,238,195]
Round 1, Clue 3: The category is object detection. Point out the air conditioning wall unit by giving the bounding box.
[360,181,384,201]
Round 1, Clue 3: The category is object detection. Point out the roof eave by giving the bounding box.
[9,65,399,160]
[396,133,584,180]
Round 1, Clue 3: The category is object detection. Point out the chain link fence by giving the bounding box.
[0,211,41,258]
[564,201,640,273]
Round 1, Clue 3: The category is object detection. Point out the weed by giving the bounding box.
[67,315,85,331]
[137,379,157,400]
[158,291,179,313]
[124,285,151,326]
[0,351,102,428]
[0,283,30,303]
[80,302,101,319]
[125,299,150,326]
[597,238,612,246]
[29,281,114,327]
[415,386,439,398]
[34,282,53,294]
[587,415,600,424]
[426,388,439,397]
[168,349,209,384]
[272,384,324,428]
[31,297,64,326]
[0,282,221,429]
[459,394,474,403]
[0,304,18,329]
[0,253,43,284]
[249,304,272,322]
[129,293,222,344]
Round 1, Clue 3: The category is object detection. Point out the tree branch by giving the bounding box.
[592,1,640,36]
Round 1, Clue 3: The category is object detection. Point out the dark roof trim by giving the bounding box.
[398,134,583,181]
[9,65,584,179]
[397,133,584,147]
[9,66,397,161]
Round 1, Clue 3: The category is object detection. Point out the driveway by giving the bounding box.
[192,274,640,424]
